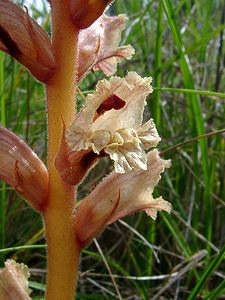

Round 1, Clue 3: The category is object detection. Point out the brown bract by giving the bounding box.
[70,0,113,29]
[0,127,49,211]
[78,14,134,81]
[0,0,55,82]
[55,124,100,186]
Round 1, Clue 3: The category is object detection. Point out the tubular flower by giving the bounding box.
[75,150,171,247]
[0,127,49,211]
[70,0,113,29]
[0,0,55,82]
[78,14,134,81]
[66,72,160,174]
[0,260,32,300]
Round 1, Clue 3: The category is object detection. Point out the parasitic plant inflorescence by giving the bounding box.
[0,1,171,299]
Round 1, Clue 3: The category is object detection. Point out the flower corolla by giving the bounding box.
[66,72,161,173]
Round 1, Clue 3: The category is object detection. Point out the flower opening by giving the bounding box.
[66,72,160,174]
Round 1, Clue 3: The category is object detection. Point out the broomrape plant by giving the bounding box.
[0,1,171,299]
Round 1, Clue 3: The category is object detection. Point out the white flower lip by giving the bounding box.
[66,72,161,173]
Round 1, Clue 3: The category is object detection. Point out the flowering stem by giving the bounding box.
[44,1,80,299]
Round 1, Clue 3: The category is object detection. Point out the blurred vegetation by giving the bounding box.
[0,0,225,299]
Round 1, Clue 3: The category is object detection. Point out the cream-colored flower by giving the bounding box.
[66,72,160,173]
[75,150,171,247]
[0,260,31,300]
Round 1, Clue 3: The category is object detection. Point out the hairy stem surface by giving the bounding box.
[44,1,80,299]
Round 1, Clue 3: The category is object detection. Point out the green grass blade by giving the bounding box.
[204,279,225,300]
[162,0,211,245]
[162,214,192,258]
[188,244,225,300]
[150,0,163,126]
[153,87,225,99]
[0,244,46,254]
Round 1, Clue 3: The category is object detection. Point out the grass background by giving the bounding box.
[0,0,225,299]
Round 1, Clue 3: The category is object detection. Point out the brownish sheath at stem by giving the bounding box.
[44,1,80,299]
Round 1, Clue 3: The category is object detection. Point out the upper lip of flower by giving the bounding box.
[66,71,161,174]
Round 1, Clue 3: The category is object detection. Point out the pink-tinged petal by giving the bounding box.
[75,150,171,247]
[0,260,31,300]
[145,197,172,220]
[0,0,55,82]
[78,14,134,81]
[70,0,113,29]
[92,45,134,76]
[75,193,120,247]
[0,127,49,212]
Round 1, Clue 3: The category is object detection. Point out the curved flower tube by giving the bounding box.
[75,150,171,247]
[0,127,49,211]
[0,0,55,82]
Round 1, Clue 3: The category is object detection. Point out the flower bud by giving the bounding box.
[0,0,55,82]
[70,0,113,29]
[0,127,49,212]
